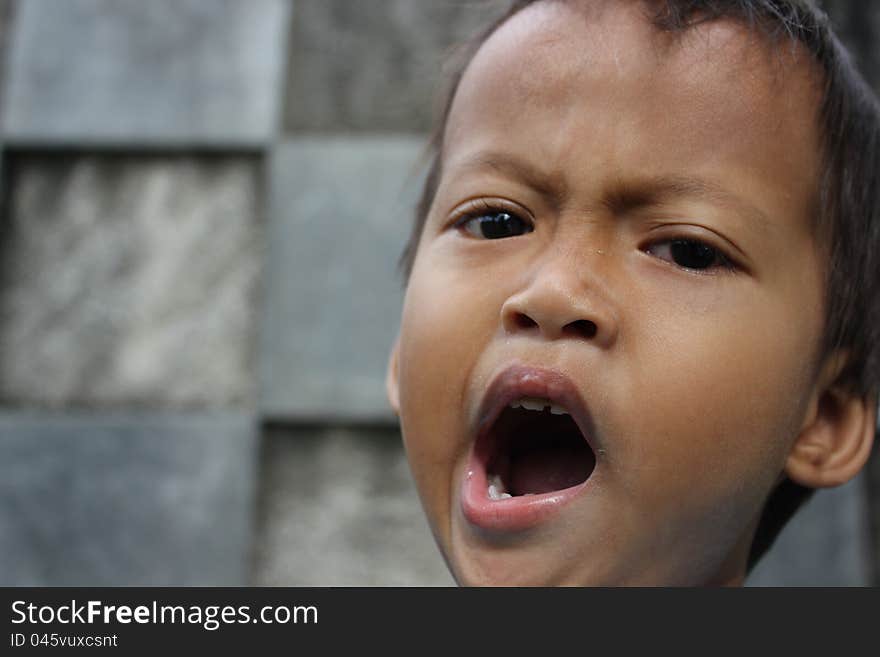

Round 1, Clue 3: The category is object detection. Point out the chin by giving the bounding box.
[446,538,598,587]
[452,560,563,587]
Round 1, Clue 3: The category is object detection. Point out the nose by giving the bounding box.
[500,252,619,348]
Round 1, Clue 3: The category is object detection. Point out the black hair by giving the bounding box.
[398,0,880,574]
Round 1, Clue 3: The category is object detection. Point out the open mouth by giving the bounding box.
[482,397,597,500]
[460,364,600,532]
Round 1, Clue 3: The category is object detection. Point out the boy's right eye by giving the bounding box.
[455,211,535,240]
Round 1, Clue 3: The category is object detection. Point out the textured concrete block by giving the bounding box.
[2,0,290,145]
[0,412,258,586]
[253,427,870,587]
[0,153,262,408]
[746,475,872,586]
[252,426,453,586]
[259,137,420,420]
[280,0,880,133]
[284,0,506,132]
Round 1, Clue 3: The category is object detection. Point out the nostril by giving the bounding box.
[512,312,539,331]
[563,319,597,340]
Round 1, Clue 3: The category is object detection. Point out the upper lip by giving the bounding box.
[473,362,597,455]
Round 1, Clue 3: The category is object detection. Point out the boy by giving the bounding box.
[385,0,879,585]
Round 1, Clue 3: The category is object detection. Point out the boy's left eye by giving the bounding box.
[456,211,534,239]
[644,239,735,272]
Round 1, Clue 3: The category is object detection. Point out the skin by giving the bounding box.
[386,0,876,585]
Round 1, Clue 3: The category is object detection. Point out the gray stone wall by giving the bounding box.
[0,154,262,409]
[0,0,877,587]
[3,0,289,145]
[253,426,452,586]
[0,413,257,585]
[822,3,880,585]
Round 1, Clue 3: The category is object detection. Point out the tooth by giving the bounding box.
[520,398,547,411]
[508,400,523,409]
[488,474,509,500]
[549,404,568,415]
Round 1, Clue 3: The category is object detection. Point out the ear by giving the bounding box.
[385,337,401,416]
[785,351,876,488]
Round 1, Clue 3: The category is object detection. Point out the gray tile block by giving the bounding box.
[0,154,262,409]
[0,0,15,129]
[0,1,12,205]
[0,412,258,586]
[253,424,872,586]
[284,0,506,132]
[252,426,453,586]
[746,475,872,586]
[259,137,420,420]
[2,0,290,145]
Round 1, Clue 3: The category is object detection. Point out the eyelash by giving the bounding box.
[643,239,738,273]
[452,200,535,240]
[452,203,738,273]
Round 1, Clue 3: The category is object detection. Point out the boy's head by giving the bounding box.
[386,0,879,585]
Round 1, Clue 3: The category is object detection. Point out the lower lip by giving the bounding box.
[459,446,589,533]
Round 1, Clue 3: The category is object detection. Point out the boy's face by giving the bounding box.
[389,1,828,585]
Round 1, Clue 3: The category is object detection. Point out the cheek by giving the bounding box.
[592,279,822,579]
[395,253,504,522]
[614,278,820,510]
[398,243,517,379]
[398,254,497,401]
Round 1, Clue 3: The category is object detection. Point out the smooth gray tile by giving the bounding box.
[0,412,258,586]
[0,1,13,203]
[0,153,262,409]
[0,0,15,128]
[746,475,872,586]
[259,137,420,420]
[284,0,506,132]
[252,426,453,586]
[2,0,290,145]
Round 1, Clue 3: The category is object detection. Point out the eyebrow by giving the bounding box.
[450,152,568,206]
[604,174,773,236]
[450,152,772,236]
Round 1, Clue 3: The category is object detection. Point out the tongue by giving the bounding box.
[509,442,592,495]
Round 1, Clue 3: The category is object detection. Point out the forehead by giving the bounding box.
[442,0,823,223]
